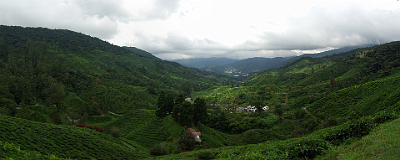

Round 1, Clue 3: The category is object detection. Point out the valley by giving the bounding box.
[1,26,400,159]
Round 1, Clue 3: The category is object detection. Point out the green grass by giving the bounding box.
[316,118,400,160]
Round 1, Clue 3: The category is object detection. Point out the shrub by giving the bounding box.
[226,135,244,146]
[150,142,168,156]
[76,124,85,127]
[324,116,339,128]
[110,126,123,137]
[93,126,105,132]
[242,129,261,144]
[149,149,155,155]
[279,137,330,159]
[179,150,189,153]
[85,126,93,129]
[176,130,195,151]
[197,150,216,159]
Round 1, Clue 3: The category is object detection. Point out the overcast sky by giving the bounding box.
[1,0,400,60]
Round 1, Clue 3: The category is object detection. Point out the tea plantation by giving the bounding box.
[0,115,148,159]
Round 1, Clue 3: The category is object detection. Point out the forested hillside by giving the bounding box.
[0,25,230,117]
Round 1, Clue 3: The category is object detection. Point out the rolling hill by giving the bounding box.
[0,25,231,114]
[152,41,400,159]
[200,44,377,80]
[1,25,399,160]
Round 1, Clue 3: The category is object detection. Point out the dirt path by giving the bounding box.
[65,114,80,122]
[108,111,123,116]
[121,141,135,150]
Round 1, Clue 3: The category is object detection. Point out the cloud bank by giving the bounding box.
[1,0,400,60]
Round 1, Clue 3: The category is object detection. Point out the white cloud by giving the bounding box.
[1,0,400,60]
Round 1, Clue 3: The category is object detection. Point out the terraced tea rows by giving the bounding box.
[103,109,157,137]
[310,75,400,118]
[0,115,148,159]
[126,119,170,148]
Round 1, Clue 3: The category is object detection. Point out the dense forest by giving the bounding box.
[0,25,232,120]
[1,26,400,159]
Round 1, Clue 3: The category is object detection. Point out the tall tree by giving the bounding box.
[44,82,66,111]
[252,100,263,113]
[330,77,335,92]
[274,103,284,124]
[172,101,194,127]
[193,98,207,124]
[156,91,167,119]
[165,94,174,114]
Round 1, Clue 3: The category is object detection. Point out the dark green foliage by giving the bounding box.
[204,111,230,133]
[172,101,194,127]
[176,130,196,151]
[252,100,263,113]
[0,98,17,116]
[110,126,123,137]
[226,135,245,146]
[156,91,167,119]
[324,116,339,128]
[174,94,185,105]
[329,77,335,92]
[0,25,231,116]
[151,142,168,156]
[242,129,262,144]
[193,98,207,124]
[123,46,159,59]
[165,94,174,114]
[274,104,284,124]
[43,83,66,108]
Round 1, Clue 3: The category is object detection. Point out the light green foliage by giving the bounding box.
[316,118,400,160]
[0,141,71,160]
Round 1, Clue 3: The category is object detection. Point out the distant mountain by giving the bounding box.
[202,57,287,75]
[272,44,378,70]
[173,57,238,69]
[294,44,377,59]
[200,44,378,78]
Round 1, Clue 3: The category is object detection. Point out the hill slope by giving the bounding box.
[0,25,231,115]
[0,115,148,159]
[201,44,377,78]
